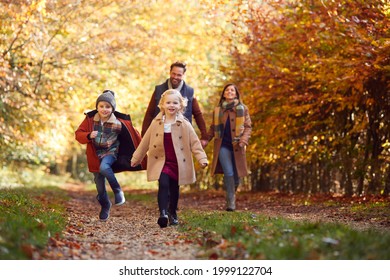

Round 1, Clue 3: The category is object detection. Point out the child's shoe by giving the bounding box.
[169,214,179,226]
[168,210,179,226]
[97,195,112,221]
[157,210,169,228]
[114,190,125,205]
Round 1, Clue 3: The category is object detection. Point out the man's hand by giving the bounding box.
[201,140,208,148]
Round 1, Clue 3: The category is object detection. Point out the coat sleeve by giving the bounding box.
[75,117,91,144]
[192,97,208,140]
[141,90,157,137]
[239,106,252,146]
[206,109,215,142]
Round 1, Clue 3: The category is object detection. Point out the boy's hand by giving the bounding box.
[201,163,208,169]
[90,131,98,139]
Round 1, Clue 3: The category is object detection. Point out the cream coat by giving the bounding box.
[132,112,208,185]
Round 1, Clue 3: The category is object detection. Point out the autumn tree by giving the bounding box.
[0,0,233,179]
[227,0,389,195]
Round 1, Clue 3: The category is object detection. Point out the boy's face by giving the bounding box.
[97,101,113,120]
[162,94,181,117]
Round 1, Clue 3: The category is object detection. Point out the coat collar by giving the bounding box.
[155,112,185,124]
[93,112,117,123]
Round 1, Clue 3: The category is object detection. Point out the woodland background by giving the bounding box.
[1,0,389,196]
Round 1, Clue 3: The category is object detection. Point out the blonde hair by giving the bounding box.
[158,89,187,114]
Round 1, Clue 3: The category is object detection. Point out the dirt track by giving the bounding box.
[36,184,389,260]
[37,184,198,260]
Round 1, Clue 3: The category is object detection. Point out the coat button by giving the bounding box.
[232,129,235,132]
[183,158,186,162]
[156,133,158,136]
[179,136,182,139]
[155,156,158,159]
[231,118,234,121]
[153,145,157,148]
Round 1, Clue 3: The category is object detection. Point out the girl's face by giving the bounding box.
[97,101,113,121]
[223,85,237,102]
[162,94,181,117]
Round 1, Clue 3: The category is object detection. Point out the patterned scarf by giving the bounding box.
[214,99,245,143]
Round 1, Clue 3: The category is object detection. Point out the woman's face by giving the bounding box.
[223,85,237,102]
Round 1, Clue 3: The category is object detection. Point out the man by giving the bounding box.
[141,61,208,147]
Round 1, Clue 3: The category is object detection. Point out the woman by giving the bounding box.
[206,84,252,211]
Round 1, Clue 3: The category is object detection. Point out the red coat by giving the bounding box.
[75,110,146,173]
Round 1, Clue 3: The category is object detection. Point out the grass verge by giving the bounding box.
[0,187,68,259]
[179,210,390,260]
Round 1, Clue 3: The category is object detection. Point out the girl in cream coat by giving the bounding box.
[131,89,208,228]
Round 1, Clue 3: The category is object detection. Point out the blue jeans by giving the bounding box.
[94,155,121,200]
[218,146,239,185]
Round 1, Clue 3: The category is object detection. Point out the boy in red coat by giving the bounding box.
[76,90,144,221]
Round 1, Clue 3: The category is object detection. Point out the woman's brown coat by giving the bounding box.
[207,105,252,177]
[131,112,208,185]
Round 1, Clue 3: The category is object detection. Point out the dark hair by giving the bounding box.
[218,83,241,105]
[170,61,187,73]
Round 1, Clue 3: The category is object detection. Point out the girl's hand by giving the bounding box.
[201,163,208,169]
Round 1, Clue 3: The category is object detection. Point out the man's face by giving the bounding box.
[169,66,185,89]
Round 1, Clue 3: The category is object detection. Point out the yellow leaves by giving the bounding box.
[34,0,47,16]
[281,67,290,73]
